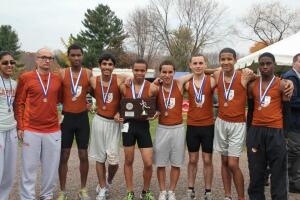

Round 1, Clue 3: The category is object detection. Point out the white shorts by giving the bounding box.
[213,117,246,157]
[89,114,121,165]
[154,124,186,167]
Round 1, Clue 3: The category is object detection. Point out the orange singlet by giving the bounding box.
[252,77,283,128]
[124,80,151,99]
[62,67,89,113]
[187,75,214,126]
[217,70,246,122]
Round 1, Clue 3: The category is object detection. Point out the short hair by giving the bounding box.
[219,48,237,60]
[98,52,116,65]
[132,59,148,69]
[190,54,208,63]
[159,60,176,72]
[293,53,300,64]
[258,52,275,63]
[67,44,83,56]
[0,51,14,60]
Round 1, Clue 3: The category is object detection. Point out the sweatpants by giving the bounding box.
[247,126,287,200]
[287,131,300,193]
[0,128,18,200]
[20,130,61,200]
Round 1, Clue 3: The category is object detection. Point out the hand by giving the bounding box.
[153,78,163,86]
[17,130,24,140]
[125,76,133,86]
[283,79,294,98]
[147,111,160,120]
[114,112,124,123]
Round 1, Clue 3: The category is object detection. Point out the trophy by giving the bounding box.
[120,97,156,119]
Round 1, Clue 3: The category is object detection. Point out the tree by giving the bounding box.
[73,4,126,67]
[0,25,21,58]
[249,42,268,53]
[240,1,300,45]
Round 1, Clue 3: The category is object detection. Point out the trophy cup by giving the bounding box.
[140,100,150,116]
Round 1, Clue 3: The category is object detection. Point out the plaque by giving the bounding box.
[120,97,156,119]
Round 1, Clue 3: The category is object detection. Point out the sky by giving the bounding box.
[1,0,300,55]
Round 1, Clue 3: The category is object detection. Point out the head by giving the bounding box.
[219,48,237,73]
[159,60,176,85]
[189,54,208,75]
[35,48,54,71]
[0,51,15,78]
[292,53,300,73]
[258,52,276,77]
[98,52,116,76]
[132,59,148,82]
[67,44,83,67]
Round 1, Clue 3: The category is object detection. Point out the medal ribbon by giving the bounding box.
[131,79,145,99]
[100,75,112,105]
[192,75,206,103]
[70,67,82,97]
[222,71,236,102]
[0,75,13,109]
[259,76,275,106]
[162,79,174,110]
[36,70,51,98]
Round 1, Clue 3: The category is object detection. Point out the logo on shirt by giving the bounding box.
[228,90,234,101]
[106,93,113,103]
[168,98,176,109]
[261,96,271,107]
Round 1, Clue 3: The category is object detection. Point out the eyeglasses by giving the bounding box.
[1,60,16,65]
[101,62,113,66]
[38,56,54,61]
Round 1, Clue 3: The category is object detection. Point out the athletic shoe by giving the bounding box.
[187,189,196,200]
[57,191,68,200]
[204,192,213,200]
[78,188,90,200]
[168,191,176,200]
[224,197,232,200]
[140,191,154,200]
[96,186,107,200]
[158,191,167,200]
[124,192,135,200]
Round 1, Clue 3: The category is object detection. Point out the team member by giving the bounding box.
[116,59,158,200]
[247,52,290,199]
[0,52,17,200]
[15,48,62,200]
[282,53,300,193]
[89,52,127,200]
[185,54,216,200]
[58,44,92,200]
[154,60,191,200]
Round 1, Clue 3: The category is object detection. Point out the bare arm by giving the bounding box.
[204,67,221,75]
[89,76,96,90]
[149,83,159,97]
[280,80,292,101]
[241,68,256,88]
[176,73,193,92]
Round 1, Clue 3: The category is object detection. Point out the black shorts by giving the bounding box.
[61,111,90,149]
[122,120,153,148]
[186,125,214,153]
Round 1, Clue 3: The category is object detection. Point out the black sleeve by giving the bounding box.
[247,98,254,130]
[282,101,291,138]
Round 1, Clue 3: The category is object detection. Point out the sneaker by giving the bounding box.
[224,197,232,200]
[187,189,195,200]
[168,191,176,200]
[204,192,213,200]
[124,192,135,200]
[78,188,90,200]
[140,191,154,200]
[96,187,107,200]
[57,191,68,200]
[158,191,167,200]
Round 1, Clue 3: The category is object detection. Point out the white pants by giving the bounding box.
[0,128,18,200]
[20,130,61,200]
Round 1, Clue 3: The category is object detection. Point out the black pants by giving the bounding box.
[247,126,287,200]
[288,131,300,193]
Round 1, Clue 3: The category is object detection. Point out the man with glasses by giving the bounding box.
[15,48,62,200]
[58,44,92,200]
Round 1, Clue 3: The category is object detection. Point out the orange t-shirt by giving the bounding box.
[187,75,214,126]
[14,71,62,133]
[157,80,183,125]
[252,77,283,128]
[217,70,246,122]
[95,75,120,118]
[62,67,89,113]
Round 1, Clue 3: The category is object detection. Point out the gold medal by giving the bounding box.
[43,98,47,103]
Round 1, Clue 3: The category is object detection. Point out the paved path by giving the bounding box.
[10,147,300,199]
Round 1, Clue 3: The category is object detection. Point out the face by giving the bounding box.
[36,49,54,70]
[219,52,236,73]
[132,63,147,82]
[293,56,300,73]
[0,55,15,77]
[160,65,175,85]
[189,56,207,75]
[258,56,275,77]
[68,49,83,67]
[99,59,114,76]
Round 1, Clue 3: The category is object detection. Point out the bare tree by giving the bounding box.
[240,1,300,45]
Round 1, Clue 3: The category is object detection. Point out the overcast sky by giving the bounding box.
[1,0,300,55]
